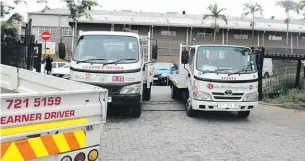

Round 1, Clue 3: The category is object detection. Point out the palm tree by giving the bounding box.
[241,2,264,46]
[276,0,300,53]
[203,3,228,44]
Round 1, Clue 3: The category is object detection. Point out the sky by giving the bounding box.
[4,0,305,20]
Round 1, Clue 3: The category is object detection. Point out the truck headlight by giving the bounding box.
[243,92,258,102]
[120,83,142,94]
[193,91,212,101]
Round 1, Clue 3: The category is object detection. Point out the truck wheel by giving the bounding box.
[185,98,195,117]
[142,85,151,101]
[171,85,178,99]
[131,103,142,118]
[237,111,250,118]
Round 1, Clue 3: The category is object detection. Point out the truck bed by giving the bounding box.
[1,64,108,161]
[168,73,187,89]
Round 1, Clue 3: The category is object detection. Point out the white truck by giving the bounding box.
[1,64,107,161]
[168,44,259,118]
[58,31,158,118]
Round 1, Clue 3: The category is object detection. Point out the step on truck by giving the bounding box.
[58,31,158,118]
[168,44,259,118]
[1,64,108,161]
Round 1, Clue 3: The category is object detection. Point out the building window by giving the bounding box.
[161,26,176,36]
[61,27,72,36]
[301,36,305,42]
[197,29,212,37]
[32,26,57,41]
[233,30,248,39]
[269,35,282,41]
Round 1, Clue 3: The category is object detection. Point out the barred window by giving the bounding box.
[161,26,176,36]
[197,28,213,37]
[32,26,57,41]
[61,27,72,36]
[233,30,249,39]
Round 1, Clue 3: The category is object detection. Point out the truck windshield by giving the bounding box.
[72,35,139,63]
[196,46,257,74]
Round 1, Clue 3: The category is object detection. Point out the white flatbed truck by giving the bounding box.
[58,31,158,118]
[1,64,107,161]
[168,44,259,118]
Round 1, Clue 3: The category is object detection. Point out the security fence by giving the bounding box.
[1,34,37,70]
[256,47,305,100]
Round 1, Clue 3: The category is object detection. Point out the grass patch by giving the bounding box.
[265,89,305,104]
[263,72,305,104]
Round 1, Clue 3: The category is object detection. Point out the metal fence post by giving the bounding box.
[295,59,302,88]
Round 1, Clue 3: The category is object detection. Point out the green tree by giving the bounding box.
[241,2,264,46]
[276,0,300,53]
[202,3,228,44]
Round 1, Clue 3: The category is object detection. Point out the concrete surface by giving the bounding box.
[101,85,305,161]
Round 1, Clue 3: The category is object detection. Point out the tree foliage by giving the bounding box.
[202,3,227,44]
[241,2,264,46]
[241,2,264,17]
[276,0,300,14]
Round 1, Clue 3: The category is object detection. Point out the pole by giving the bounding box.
[295,59,301,88]
[44,41,47,74]
[44,40,47,57]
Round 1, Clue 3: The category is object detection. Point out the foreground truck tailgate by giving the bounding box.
[1,64,108,161]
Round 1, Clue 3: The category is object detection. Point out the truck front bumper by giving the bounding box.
[109,94,141,106]
[191,99,258,111]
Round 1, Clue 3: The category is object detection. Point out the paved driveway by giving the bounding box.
[101,85,305,161]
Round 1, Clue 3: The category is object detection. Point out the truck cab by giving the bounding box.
[168,44,258,118]
[58,31,158,118]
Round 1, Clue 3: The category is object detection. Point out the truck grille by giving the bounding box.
[212,92,244,100]
[101,86,121,95]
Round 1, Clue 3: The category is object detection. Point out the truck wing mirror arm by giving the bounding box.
[143,59,157,71]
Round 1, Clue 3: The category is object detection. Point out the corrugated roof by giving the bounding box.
[29,8,305,33]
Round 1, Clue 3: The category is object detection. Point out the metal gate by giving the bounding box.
[253,47,305,100]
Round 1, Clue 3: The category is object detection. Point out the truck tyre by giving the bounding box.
[142,84,151,101]
[237,111,250,118]
[131,103,141,118]
[171,85,178,99]
[185,98,195,117]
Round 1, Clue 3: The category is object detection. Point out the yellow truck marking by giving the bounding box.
[1,129,86,161]
[1,118,88,136]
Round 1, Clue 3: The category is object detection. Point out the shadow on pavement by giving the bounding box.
[192,111,252,122]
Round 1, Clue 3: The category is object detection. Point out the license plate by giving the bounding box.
[107,97,112,103]
[153,78,158,80]
[218,104,239,109]
[112,76,124,82]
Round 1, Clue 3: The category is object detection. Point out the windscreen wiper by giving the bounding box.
[102,59,136,67]
[214,68,232,74]
[76,58,107,64]
[227,68,248,76]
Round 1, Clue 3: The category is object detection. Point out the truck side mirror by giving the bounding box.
[58,42,66,59]
[152,44,158,60]
[181,51,189,64]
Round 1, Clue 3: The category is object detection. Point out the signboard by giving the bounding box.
[41,31,51,41]
[38,41,56,55]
